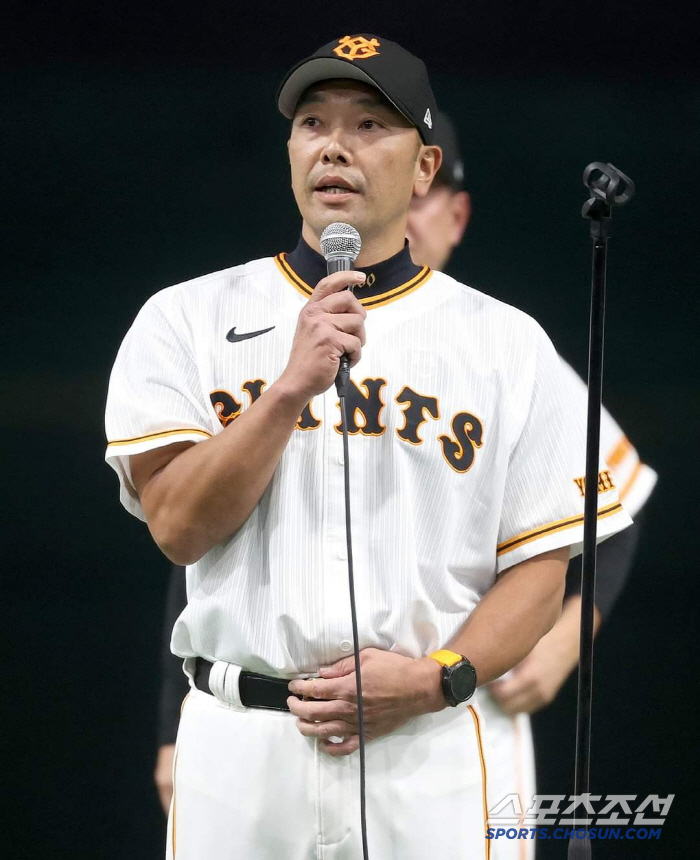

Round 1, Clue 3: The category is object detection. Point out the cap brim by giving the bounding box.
[278,57,407,125]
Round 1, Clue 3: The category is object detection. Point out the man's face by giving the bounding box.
[406,185,471,271]
[288,80,436,247]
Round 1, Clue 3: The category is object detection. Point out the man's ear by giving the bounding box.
[449,191,471,245]
[413,145,443,198]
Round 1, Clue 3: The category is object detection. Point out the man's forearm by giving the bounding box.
[138,377,309,564]
[539,593,602,675]
[441,547,569,686]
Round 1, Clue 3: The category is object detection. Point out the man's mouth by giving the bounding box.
[317,186,356,195]
[313,176,359,197]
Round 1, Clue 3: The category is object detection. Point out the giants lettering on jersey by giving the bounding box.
[209,377,484,474]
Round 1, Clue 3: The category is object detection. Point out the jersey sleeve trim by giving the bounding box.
[620,460,642,499]
[497,502,623,557]
[107,427,212,447]
[107,427,211,448]
[606,435,633,468]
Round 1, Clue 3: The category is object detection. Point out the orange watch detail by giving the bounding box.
[428,649,464,668]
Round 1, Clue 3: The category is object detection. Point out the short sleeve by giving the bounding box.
[560,359,658,518]
[105,294,213,520]
[496,328,632,573]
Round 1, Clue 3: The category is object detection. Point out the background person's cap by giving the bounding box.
[433,110,465,190]
[277,34,439,145]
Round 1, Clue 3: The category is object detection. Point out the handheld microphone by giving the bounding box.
[319,222,362,388]
[319,221,370,860]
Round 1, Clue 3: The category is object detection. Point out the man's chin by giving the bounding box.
[307,209,365,237]
[308,193,362,218]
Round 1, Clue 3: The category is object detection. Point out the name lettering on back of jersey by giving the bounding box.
[573,470,616,497]
[209,376,485,474]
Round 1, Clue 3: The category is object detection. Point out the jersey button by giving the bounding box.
[339,639,353,652]
[337,454,345,466]
[337,546,347,560]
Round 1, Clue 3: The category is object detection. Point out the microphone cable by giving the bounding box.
[335,359,370,860]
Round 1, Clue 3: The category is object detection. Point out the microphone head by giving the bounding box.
[319,222,362,262]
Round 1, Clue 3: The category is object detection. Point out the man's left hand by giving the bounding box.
[288,648,444,757]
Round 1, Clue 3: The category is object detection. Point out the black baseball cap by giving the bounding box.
[277,34,439,145]
[434,110,465,190]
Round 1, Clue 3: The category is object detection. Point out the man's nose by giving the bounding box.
[320,130,352,165]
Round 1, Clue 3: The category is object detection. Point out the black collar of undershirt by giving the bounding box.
[284,235,424,301]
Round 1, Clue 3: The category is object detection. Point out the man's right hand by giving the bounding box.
[279,270,367,402]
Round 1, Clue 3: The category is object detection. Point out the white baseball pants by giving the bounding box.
[477,689,536,860]
[166,659,492,860]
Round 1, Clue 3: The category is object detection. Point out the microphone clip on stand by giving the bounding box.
[568,163,634,860]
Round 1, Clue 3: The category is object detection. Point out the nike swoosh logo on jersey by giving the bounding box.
[226,325,275,343]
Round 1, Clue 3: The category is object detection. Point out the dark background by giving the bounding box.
[3,2,698,858]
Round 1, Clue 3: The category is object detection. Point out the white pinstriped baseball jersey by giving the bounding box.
[105,240,631,677]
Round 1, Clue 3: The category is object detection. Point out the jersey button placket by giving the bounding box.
[323,388,352,658]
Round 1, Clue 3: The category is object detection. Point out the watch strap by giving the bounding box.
[428,649,464,668]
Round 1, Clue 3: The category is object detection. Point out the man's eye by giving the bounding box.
[302,117,319,127]
[361,119,379,130]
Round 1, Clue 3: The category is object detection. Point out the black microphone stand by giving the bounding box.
[568,163,635,859]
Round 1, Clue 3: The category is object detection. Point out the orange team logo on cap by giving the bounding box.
[333,36,381,61]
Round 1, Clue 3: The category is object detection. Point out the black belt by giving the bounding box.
[194,657,303,712]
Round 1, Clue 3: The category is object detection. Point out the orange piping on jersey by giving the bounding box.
[274,253,433,309]
[468,705,491,860]
[497,503,623,556]
[606,435,633,468]
[180,691,190,716]
[620,460,643,501]
[107,428,212,447]
[275,253,312,298]
[171,694,190,858]
[171,746,178,857]
[360,266,432,308]
[513,716,529,860]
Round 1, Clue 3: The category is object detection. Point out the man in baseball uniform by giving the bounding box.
[406,110,657,859]
[105,35,631,859]
[152,116,657,827]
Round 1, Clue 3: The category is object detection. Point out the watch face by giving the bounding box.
[451,662,477,702]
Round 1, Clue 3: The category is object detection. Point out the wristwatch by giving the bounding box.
[428,649,477,707]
